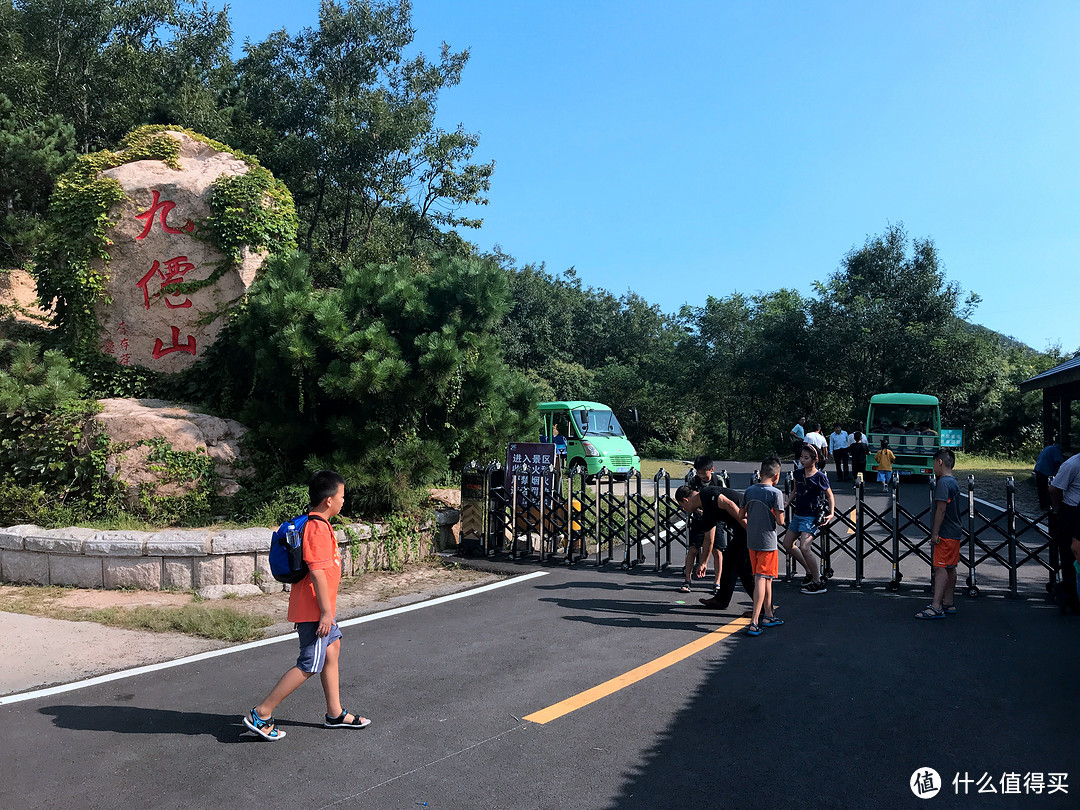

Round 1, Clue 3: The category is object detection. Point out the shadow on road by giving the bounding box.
[37,704,295,744]
[597,588,1080,809]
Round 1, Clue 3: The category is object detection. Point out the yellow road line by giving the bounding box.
[523,616,750,725]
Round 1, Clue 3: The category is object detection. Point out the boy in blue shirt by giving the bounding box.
[740,456,786,636]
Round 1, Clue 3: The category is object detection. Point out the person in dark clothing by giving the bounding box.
[699,491,756,611]
[849,431,868,481]
[674,482,754,610]
[1034,439,1065,512]
[678,456,723,593]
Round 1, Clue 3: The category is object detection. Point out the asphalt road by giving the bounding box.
[3,558,1078,810]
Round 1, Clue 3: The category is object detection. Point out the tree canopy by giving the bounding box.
[0,0,1065,522]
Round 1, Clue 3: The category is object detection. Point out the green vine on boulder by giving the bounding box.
[34,125,297,358]
[133,437,217,525]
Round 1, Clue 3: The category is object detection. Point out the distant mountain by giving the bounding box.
[961,319,1039,354]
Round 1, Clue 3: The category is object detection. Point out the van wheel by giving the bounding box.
[569,461,588,481]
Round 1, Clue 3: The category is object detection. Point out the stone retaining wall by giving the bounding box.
[0,521,434,592]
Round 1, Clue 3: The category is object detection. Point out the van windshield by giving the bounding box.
[576,409,625,437]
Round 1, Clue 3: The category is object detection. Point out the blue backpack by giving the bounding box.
[268,514,331,584]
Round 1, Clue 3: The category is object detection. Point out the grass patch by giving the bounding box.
[954,452,1034,477]
[948,452,1040,515]
[0,585,70,613]
[0,586,272,642]
[75,604,273,642]
[639,459,691,480]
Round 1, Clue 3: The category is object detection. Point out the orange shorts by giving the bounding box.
[933,537,960,568]
[749,549,778,579]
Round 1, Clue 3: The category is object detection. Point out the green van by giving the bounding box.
[538,401,641,480]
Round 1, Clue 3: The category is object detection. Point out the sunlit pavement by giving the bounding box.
[3,550,1077,809]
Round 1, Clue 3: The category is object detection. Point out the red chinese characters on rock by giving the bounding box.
[130,190,199,363]
[151,326,196,359]
[116,321,131,366]
[137,256,194,310]
[133,256,198,360]
[134,191,195,240]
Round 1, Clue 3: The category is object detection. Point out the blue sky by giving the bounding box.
[225,0,1080,354]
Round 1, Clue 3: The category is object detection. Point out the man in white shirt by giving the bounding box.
[829,423,850,481]
[804,423,828,464]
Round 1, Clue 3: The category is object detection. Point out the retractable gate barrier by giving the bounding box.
[780,471,1057,597]
[461,460,1058,597]
[467,463,730,573]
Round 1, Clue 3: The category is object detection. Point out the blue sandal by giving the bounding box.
[243,707,286,741]
[915,605,946,620]
[746,623,763,636]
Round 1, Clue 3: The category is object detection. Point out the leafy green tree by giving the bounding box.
[200,251,534,512]
[0,1,234,266]
[963,342,1063,456]
[0,340,114,513]
[807,224,991,424]
[2,0,235,153]
[234,0,493,274]
[681,289,812,456]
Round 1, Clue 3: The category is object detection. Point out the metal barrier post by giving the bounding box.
[537,464,547,561]
[484,461,505,555]
[888,472,902,591]
[653,469,665,572]
[854,473,864,586]
[928,473,937,583]
[784,471,796,581]
[1006,476,1018,597]
[594,471,603,566]
[509,463,522,560]
[966,475,978,597]
[566,468,577,564]
[1048,509,1060,589]
[662,472,674,569]
[821,506,833,583]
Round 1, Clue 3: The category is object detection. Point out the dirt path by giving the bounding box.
[0,562,498,696]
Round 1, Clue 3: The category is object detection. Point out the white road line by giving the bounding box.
[0,571,549,707]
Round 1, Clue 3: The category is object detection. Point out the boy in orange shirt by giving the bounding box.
[243,470,370,740]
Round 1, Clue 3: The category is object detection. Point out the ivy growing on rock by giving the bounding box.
[34,125,297,359]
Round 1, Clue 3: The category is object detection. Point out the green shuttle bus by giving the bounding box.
[865,393,961,477]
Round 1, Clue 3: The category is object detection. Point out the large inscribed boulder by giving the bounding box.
[97,132,262,372]
[38,126,296,373]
